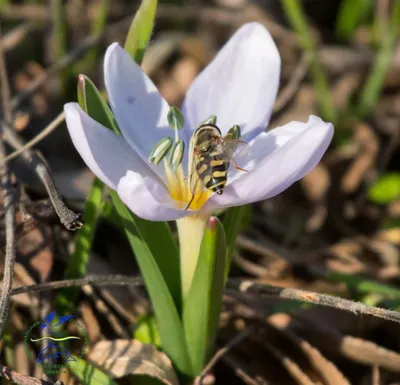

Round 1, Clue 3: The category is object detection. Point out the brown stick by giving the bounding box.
[10,33,100,110]
[0,27,17,339]
[1,112,65,165]
[195,327,254,385]
[10,275,143,296]
[0,363,55,385]
[9,275,400,324]
[226,279,400,324]
[3,125,83,230]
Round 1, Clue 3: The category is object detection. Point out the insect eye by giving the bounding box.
[201,146,209,153]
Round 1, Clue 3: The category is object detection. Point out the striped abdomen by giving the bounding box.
[196,154,228,195]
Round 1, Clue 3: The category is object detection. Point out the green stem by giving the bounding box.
[282,0,336,123]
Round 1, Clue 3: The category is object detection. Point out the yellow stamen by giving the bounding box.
[164,163,213,211]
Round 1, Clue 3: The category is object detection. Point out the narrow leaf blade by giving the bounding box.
[110,191,191,376]
[222,205,250,280]
[56,176,104,312]
[183,217,226,375]
[77,74,120,133]
[368,173,400,204]
[67,357,118,385]
[124,0,157,64]
[335,0,372,40]
[134,314,161,347]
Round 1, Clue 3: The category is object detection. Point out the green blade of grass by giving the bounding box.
[56,176,105,312]
[65,177,104,278]
[368,172,400,204]
[110,191,192,376]
[75,0,110,74]
[134,314,161,348]
[335,0,372,40]
[222,205,250,280]
[329,272,400,298]
[0,0,10,10]
[67,357,118,385]
[281,0,336,123]
[124,0,157,64]
[183,217,226,375]
[51,0,68,89]
[358,1,400,118]
[77,74,119,133]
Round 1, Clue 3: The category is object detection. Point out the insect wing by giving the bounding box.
[220,138,249,161]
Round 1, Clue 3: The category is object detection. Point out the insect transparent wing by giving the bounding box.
[220,138,250,161]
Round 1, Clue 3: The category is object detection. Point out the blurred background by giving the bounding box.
[0,0,400,384]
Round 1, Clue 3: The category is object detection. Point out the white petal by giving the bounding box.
[104,43,173,160]
[64,103,158,190]
[205,116,334,209]
[182,22,280,137]
[118,171,189,221]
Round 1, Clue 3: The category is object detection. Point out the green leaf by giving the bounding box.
[359,2,400,118]
[222,205,250,280]
[51,0,68,89]
[329,272,400,298]
[124,0,157,64]
[67,177,104,279]
[56,177,105,312]
[101,201,121,228]
[110,192,191,375]
[77,75,120,133]
[134,314,161,347]
[335,0,372,40]
[183,217,226,375]
[368,173,400,204]
[67,357,118,385]
[75,0,110,74]
[281,0,336,123]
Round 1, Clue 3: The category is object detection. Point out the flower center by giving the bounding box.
[164,162,213,211]
[148,109,242,212]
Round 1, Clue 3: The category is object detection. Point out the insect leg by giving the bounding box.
[185,176,200,211]
[231,159,248,172]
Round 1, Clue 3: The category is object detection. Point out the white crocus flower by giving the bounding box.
[64,23,333,295]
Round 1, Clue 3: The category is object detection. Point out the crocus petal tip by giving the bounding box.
[308,114,335,139]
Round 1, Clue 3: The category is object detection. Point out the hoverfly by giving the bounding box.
[185,123,247,210]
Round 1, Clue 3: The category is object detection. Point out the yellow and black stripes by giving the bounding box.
[195,154,228,195]
[191,123,231,196]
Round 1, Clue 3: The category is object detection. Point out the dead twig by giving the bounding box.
[3,124,82,230]
[0,23,34,52]
[273,53,310,114]
[0,28,17,339]
[10,275,143,296]
[10,33,100,110]
[195,327,254,385]
[227,279,400,324]
[2,112,65,165]
[10,275,400,325]
[0,363,56,385]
